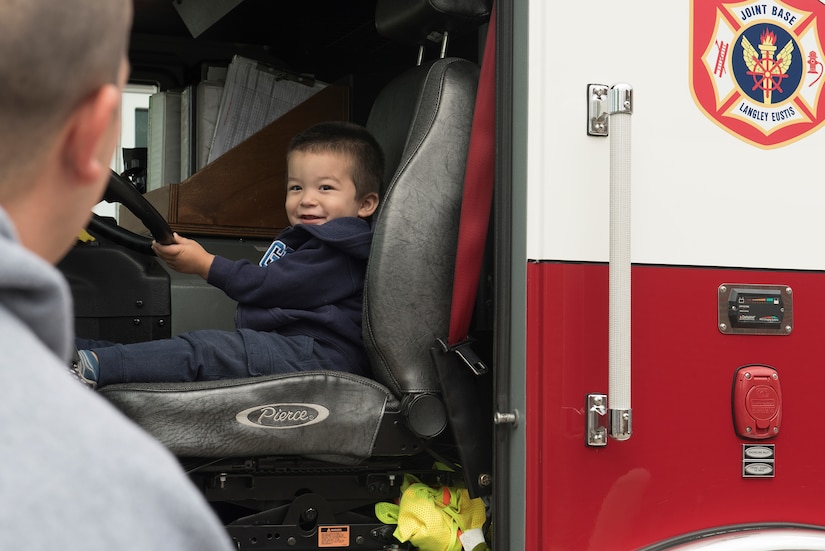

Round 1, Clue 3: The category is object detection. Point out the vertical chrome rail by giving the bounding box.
[608,83,633,441]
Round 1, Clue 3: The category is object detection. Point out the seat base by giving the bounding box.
[187,455,460,550]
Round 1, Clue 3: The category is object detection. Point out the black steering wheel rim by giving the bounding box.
[86,170,175,254]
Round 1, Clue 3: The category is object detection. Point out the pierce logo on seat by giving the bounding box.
[236,403,330,429]
[691,0,825,148]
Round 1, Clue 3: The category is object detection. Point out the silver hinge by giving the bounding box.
[586,394,608,447]
[588,82,634,136]
[587,84,609,136]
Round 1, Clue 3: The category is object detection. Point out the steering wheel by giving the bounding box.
[86,170,176,254]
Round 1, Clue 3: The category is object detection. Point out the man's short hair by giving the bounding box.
[288,121,384,198]
[0,0,132,182]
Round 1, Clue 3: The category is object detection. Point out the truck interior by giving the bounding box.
[58,1,499,549]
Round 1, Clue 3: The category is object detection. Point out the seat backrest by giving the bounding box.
[364,57,480,397]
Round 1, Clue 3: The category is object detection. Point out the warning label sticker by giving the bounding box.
[318,526,350,548]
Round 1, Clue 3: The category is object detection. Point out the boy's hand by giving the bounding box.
[152,233,214,279]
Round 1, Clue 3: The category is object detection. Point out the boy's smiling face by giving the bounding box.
[285,150,378,226]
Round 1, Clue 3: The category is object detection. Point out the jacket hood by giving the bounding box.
[0,208,73,361]
[280,217,373,260]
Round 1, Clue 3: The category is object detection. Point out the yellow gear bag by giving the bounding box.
[375,474,487,551]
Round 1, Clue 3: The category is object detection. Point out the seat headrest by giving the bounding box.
[376,0,492,45]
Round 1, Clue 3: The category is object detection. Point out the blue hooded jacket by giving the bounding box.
[207,217,373,375]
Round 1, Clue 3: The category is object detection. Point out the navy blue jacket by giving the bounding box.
[207,217,373,375]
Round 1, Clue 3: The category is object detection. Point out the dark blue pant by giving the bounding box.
[77,329,333,387]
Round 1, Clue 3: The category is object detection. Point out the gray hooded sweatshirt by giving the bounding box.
[0,208,234,550]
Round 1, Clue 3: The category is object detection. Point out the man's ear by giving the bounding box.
[357,192,380,218]
[61,83,121,185]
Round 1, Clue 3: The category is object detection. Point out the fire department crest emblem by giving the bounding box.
[691,0,825,148]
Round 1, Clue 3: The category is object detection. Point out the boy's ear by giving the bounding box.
[61,83,121,185]
[357,192,380,218]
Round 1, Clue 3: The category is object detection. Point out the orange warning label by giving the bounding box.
[318,525,350,548]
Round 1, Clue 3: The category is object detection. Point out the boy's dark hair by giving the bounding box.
[288,121,384,198]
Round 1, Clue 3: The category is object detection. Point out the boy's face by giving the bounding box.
[285,150,378,226]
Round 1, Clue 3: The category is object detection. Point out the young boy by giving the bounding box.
[72,121,382,388]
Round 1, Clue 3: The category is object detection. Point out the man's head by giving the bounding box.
[0,0,132,263]
[285,122,383,226]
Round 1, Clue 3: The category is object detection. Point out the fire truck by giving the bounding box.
[508,0,825,548]
[64,0,825,549]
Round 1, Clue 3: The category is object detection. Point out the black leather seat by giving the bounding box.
[101,1,493,547]
[102,52,481,458]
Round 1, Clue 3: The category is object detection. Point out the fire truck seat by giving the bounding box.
[98,0,492,544]
[101,51,482,455]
